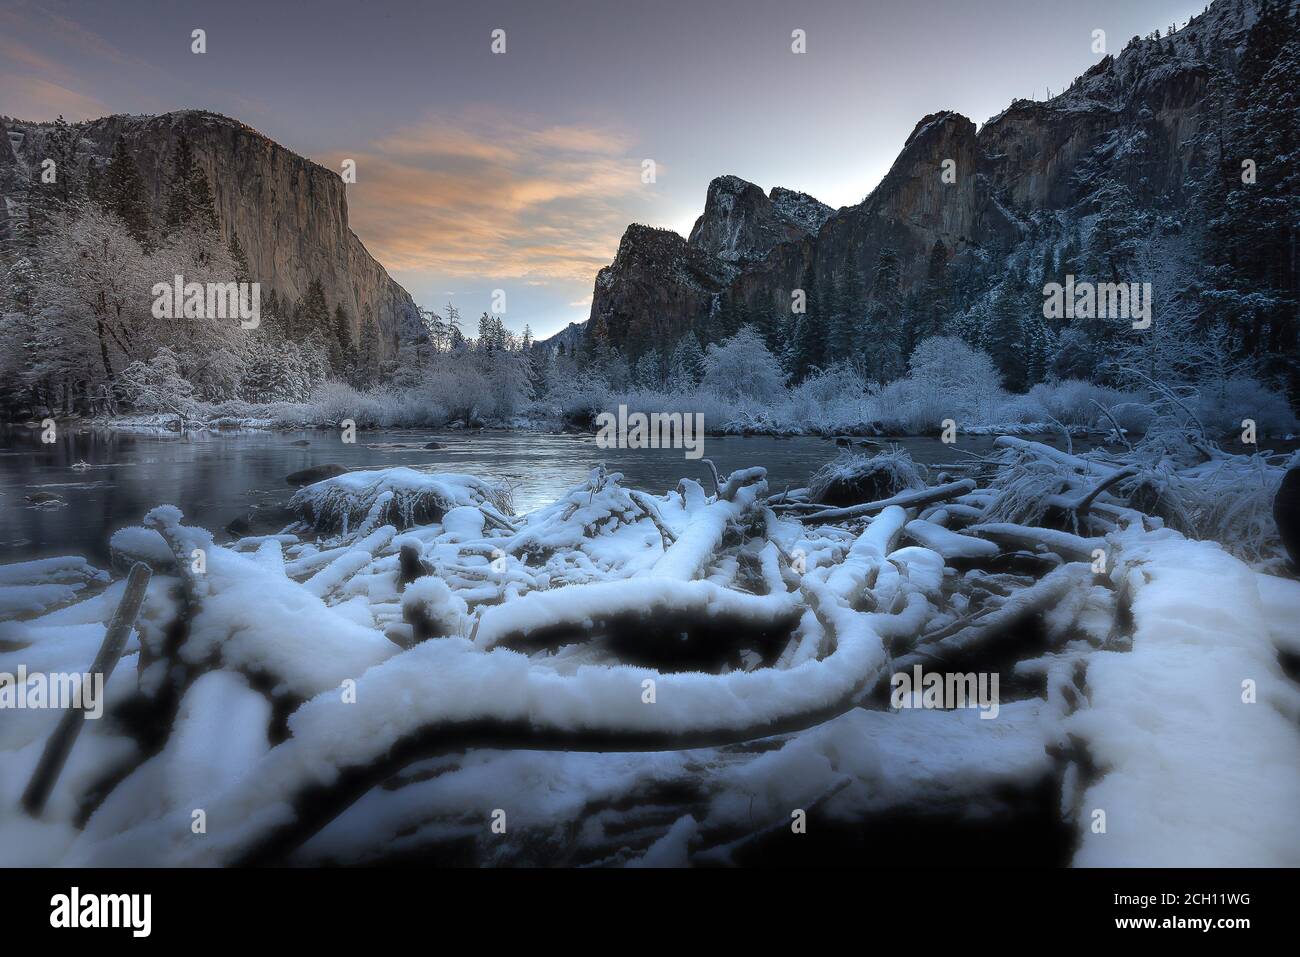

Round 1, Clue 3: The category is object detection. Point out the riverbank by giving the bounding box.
[1,437,1296,866]
[12,410,1132,442]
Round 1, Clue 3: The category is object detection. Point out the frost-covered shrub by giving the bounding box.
[1190,377,1297,438]
[116,348,200,416]
[990,392,1047,425]
[870,382,1007,435]
[788,363,873,432]
[296,382,449,429]
[1025,379,1137,426]
[1108,401,1157,434]
[875,337,1006,432]
[809,448,926,506]
[869,378,931,432]
[544,372,614,425]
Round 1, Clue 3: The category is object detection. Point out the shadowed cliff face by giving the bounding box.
[583,0,1254,358]
[0,110,418,357]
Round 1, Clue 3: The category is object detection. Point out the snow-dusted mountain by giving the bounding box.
[583,0,1296,394]
[0,110,420,357]
[687,175,832,264]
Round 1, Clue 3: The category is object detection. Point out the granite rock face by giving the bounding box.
[580,0,1255,358]
[0,110,418,357]
[687,174,831,264]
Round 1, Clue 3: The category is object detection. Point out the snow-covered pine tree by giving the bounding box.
[668,333,706,390]
[294,278,330,343]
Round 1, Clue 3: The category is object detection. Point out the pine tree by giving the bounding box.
[859,247,905,381]
[164,134,219,233]
[293,278,330,343]
[45,115,82,209]
[668,334,706,388]
[1201,0,1300,394]
[1090,179,1147,280]
[98,136,151,247]
[164,135,197,228]
[20,114,83,250]
[985,285,1028,390]
[330,303,354,373]
[358,315,382,386]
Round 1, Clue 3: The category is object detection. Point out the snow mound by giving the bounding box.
[290,468,511,534]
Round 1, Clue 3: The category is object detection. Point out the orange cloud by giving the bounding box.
[0,73,110,122]
[326,110,654,284]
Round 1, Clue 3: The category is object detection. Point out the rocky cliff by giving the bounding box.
[584,0,1263,360]
[0,110,419,356]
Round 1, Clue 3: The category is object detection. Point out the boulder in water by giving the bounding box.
[286,464,348,487]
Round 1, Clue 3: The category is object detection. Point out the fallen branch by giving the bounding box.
[794,480,977,524]
[628,490,678,548]
[891,563,1085,671]
[22,562,152,815]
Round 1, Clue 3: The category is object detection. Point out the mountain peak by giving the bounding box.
[688,174,827,264]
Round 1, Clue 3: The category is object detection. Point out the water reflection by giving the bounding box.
[0,426,1073,564]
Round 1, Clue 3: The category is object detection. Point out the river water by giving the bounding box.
[0,426,1073,564]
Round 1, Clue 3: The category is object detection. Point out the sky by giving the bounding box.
[0,0,1206,338]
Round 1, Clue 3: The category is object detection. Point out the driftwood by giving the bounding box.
[22,562,152,815]
[40,436,1190,866]
[965,522,1101,563]
[891,563,1085,672]
[628,490,678,548]
[1065,467,1139,518]
[792,480,977,524]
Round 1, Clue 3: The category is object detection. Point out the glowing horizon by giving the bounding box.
[0,0,1203,338]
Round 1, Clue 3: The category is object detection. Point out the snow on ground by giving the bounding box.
[0,556,109,621]
[1069,529,1300,867]
[1,447,1298,867]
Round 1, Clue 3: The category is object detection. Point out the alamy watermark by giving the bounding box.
[50,887,151,937]
[0,666,104,719]
[1042,275,1151,329]
[595,404,705,460]
[151,274,260,328]
[889,665,999,719]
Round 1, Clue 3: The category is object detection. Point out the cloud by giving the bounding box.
[0,73,111,123]
[327,109,651,285]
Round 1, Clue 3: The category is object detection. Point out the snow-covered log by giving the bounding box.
[902,519,1000,562]
[472,577,801,653]
[650,479,766,580]
[793,479,976,524]
[965,523,1102,563]
[1068,530,1300,866]
[22,562,151,815]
